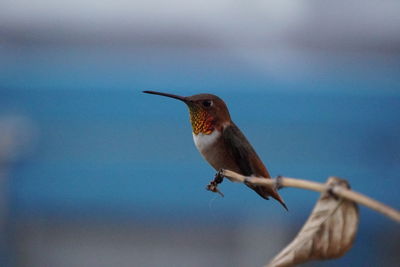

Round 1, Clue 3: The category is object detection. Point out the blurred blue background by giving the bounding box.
[0,1,399,266]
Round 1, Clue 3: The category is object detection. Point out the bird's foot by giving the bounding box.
[214,169,224,184]
[206,181,224,197]
[205,169,225,197]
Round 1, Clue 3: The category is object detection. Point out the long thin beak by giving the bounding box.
[143,90,188,102]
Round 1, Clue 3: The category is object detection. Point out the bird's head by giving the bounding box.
[143,91,231,135]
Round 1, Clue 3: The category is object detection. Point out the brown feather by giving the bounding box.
[222,123,288,210]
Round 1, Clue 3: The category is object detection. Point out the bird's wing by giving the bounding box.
[222,123,288,209]
[222,123,270,178]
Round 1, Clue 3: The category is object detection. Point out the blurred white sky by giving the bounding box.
[1,0,399,84]
[1,0,399,49]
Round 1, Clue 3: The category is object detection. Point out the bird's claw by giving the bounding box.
[214,169,224,184]
[206,182,224,197]
[206,169,225,197]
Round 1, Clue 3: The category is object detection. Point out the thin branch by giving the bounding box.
[217,169,400,223]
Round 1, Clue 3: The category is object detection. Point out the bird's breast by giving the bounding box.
[192,130,221,154]
[192,128,238,172]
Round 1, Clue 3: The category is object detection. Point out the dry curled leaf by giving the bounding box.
[267,177,359,267]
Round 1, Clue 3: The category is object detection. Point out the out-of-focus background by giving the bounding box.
[1,1,400,266]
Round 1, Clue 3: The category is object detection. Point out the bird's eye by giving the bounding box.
[202,100,213,107]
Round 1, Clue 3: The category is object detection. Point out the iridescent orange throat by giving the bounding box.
[189,106,215,135]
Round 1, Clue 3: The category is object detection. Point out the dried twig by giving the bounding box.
[207,169,400,223]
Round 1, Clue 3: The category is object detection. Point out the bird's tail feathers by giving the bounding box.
[252,185,288,211]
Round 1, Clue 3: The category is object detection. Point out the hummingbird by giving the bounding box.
[143,90,287,210]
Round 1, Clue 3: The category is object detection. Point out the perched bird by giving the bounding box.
[143,91,287,210]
